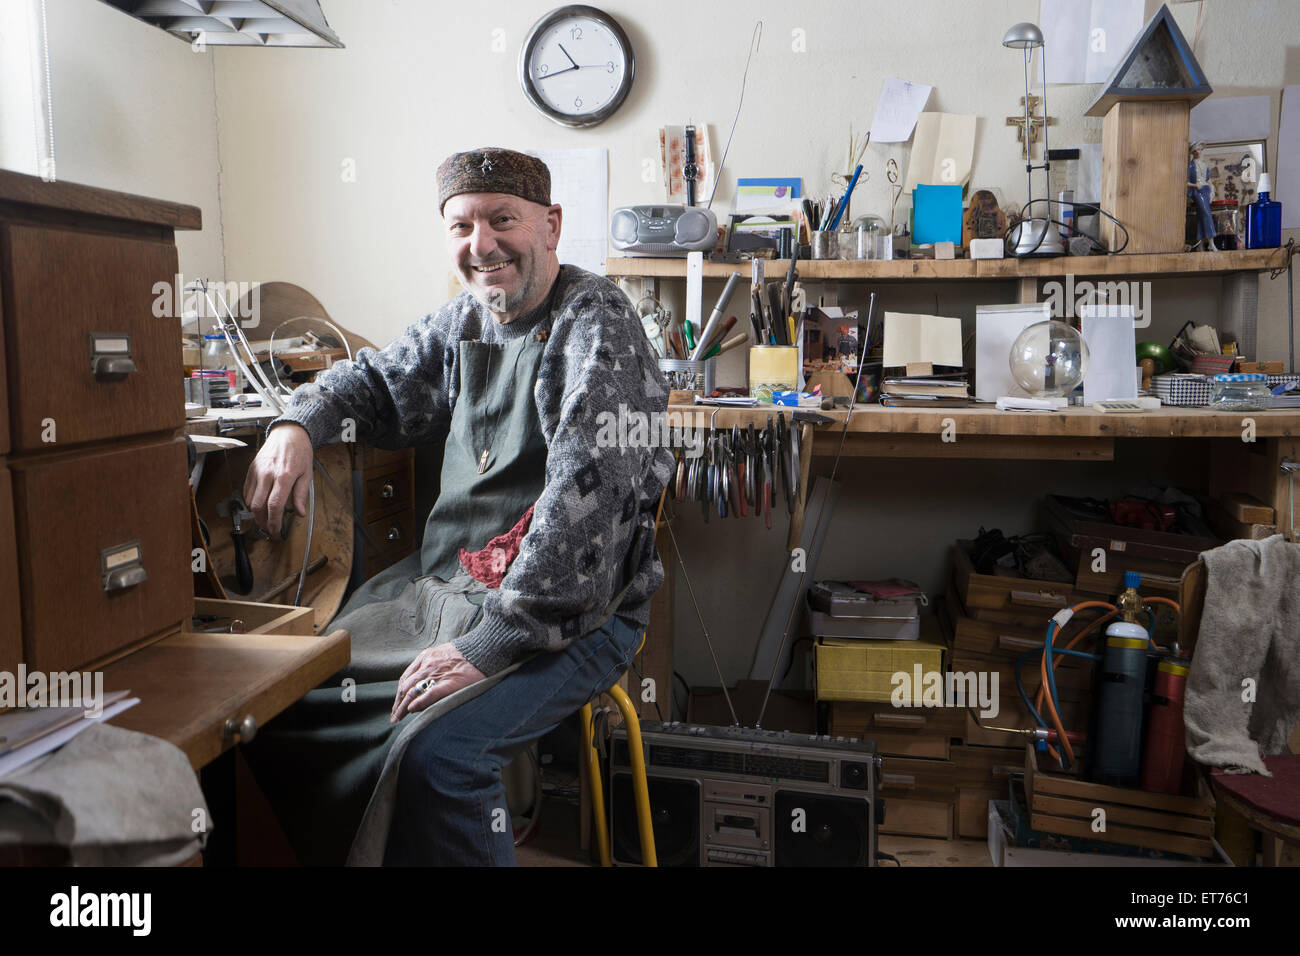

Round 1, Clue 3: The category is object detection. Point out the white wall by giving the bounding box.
[1,0,225,283]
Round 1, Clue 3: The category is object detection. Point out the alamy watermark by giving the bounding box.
[890,665,999,719]
[595,405,705,457]
[1042,274,1152,329]
[152,273,261,327]
[0,666,105,717]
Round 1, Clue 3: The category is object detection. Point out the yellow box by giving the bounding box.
[748,345,798,402]
[814,637,946,703]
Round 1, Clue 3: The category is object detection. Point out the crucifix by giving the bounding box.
[1006,95,1056,160]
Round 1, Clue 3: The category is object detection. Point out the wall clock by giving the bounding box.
[519,5,635,128]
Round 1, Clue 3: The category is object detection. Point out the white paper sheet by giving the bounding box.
[1080,303,1138,403]
[1277,85,1300,229]
[904,113,977,192]
[870,77,932,143]
[882,312,963,368]
[1077,142,1103,203]
[527,147,608,274]
[1042,0,1145,85]
[1190,95,1273,145]
[975,303,1050,401]
[0,696,139,779]
[658,125,715,206]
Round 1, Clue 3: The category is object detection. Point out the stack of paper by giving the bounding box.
[881,372,970,407]
[0,692,139,777]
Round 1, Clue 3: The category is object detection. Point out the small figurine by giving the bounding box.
[1187,142,1216,251]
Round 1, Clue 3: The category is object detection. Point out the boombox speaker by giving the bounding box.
[609,721,882,867]
[610,204,718,256]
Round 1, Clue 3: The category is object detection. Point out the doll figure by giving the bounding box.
[1188,142,1216,251]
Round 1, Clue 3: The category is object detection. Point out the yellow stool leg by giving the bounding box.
[581,701,613,867]
[605,683,658,867]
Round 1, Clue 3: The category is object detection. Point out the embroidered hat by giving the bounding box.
[437,147,551,213]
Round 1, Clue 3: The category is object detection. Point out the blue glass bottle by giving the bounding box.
[1246,173,1282,249]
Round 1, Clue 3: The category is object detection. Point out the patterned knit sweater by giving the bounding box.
[271,266,673,677]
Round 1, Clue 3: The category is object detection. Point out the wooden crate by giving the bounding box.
[952,542,1079,621]
[827,700,966,740]
[1024,745,1215,858]
[879,794,954,840]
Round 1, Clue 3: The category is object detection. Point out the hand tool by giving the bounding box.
[699,315,736,356]
[690,272,743,361]
[766,283,785,345]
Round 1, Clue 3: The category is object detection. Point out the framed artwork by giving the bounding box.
[1200,141,1267,207]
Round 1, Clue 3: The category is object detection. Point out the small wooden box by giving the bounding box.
[1099,101,1191,254]
[952,542,1079,621]
[814,637,945,703]
[1024,744,1215,858]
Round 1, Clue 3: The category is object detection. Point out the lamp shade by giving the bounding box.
[1002,22,1044,50]
[99,0,344,48]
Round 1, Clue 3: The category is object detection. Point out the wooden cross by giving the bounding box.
[1006,95,1057,160]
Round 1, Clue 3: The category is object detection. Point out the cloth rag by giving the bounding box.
[1185,535,1300,775]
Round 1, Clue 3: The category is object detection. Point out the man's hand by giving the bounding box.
[391,644,486,722]
[244,423,314,536]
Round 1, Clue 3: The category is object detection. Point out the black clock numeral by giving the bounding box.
[539,63,549,74]
[607,60,615,72]
[574,96,583,109]
[570,26,583,40]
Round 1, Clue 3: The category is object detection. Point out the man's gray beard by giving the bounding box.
[473,279,533,317]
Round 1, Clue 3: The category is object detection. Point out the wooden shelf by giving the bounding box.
[667,403,1300,440]
[607,248,1284,282]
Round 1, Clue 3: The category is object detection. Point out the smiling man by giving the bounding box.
[241,147,672,866]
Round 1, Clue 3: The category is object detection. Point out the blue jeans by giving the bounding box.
[382,614,643,865]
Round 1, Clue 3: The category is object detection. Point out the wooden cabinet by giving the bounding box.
[11,437,192,671]
[0,170,348,784]
[352,442,416,584]
[0,224,183,451]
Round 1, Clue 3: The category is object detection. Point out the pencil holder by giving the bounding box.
[811,231,839,260]
[748,346,798,402]
[658,357,715,396]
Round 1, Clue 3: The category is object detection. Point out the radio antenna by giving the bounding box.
[707,20,762,211]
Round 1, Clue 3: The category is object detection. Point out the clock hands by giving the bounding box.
[537,65,579,80]
[557,42,579,70]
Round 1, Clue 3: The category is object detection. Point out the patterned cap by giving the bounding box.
[437,147,551,213]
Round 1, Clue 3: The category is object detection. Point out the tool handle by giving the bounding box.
[691,272,743,360]
[232,530,253,593]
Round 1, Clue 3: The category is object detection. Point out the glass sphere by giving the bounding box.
[1009,320,1090,397]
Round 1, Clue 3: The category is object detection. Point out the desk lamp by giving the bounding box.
[1003,22,1064,257]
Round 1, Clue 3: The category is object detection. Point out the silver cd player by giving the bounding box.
[610,204,718,256]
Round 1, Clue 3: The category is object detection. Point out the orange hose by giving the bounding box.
[1035,602,1115,766]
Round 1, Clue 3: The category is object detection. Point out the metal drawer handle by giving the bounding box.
[223,714,258,744]
[386,526,401,542]
[379,482,396,499]
[92,355,137,379]
[89,332,135,380]
[101,540,146,593]
[104,566,148,592]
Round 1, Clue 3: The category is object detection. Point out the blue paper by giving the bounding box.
[913,184,962,245]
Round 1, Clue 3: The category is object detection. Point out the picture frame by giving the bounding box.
[1199,140,1267,207]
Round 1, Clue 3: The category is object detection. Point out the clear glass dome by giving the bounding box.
[1010,320,1090,397]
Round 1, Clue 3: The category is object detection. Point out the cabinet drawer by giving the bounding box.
[363,465,410,522]
[104,627,349,768]
[192,597,315,635]
[12,438,193,671]
[364,509,415,559]
[1,224,183,450]
[0,468,20,674]
[878,794,954,839]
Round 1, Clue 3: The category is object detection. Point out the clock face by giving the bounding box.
[520,6,634,128]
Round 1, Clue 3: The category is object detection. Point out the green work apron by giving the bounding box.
[244,277,561,866]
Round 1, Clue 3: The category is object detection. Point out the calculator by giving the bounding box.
[1091,397,1161,413]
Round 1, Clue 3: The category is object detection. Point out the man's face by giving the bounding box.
[444,192,562,321]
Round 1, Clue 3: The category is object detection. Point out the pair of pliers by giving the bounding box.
[762,415,775,530]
